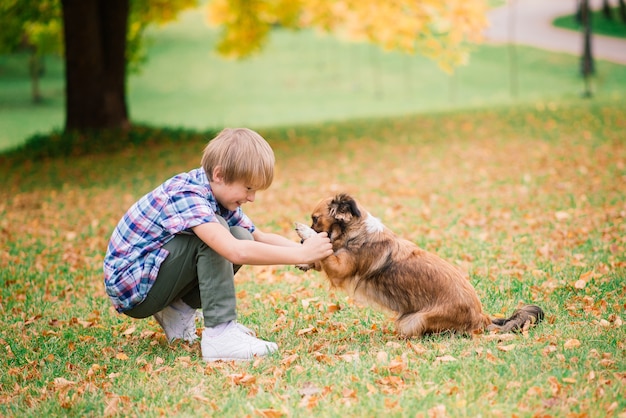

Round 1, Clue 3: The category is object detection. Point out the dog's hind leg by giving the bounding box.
[395,311,428,338]
[396,305,489,337]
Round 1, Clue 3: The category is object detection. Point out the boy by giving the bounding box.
[103,128,332,361]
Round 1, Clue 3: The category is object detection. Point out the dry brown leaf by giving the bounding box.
[428,404,447,418]
[327,303,341,313]
[435,355,457,364]
[299,382,322,397]
[52,377,76,389]
[483,333,516,342]
[296,326,317,336]
[255,408,285,418]
[564,339,581,349]
[387,359,405,373]
[342,388,357,399]
[339,352,360,363]
[497,344,516,352]
[281,353,298,366]
[229,373,257,386]
[376,351,389,363]
[408,341,428,355]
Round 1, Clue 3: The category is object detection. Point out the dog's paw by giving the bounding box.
[295,264,313,271]
[295,222,316,241]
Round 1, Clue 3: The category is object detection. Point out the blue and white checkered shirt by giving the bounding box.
[103,167,255,312]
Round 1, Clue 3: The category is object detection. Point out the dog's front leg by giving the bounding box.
[317,249,355,288]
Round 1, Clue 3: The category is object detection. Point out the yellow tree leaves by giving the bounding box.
[206,0,488,71]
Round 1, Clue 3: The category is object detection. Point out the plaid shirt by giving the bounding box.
[103,167,255,312]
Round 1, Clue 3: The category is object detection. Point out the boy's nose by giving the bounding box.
[247,191,256,202]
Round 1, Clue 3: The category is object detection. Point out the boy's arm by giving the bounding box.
[252,229,300,248]
[192,222,331,266]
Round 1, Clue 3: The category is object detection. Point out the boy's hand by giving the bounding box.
[300,231,332,264]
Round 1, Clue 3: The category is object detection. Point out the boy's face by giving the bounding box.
[211,167,256,211]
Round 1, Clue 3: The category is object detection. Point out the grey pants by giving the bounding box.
[125,217,252,327]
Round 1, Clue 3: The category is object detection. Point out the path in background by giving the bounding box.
[484,0,626,64]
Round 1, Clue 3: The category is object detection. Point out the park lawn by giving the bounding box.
[0,98,624,417]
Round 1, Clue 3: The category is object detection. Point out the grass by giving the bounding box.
[553,7,626,39]
[1,7,626,153]
[1,4,625,417]
[1,99,625,417]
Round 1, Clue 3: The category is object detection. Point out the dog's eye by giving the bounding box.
[312,216,318,224]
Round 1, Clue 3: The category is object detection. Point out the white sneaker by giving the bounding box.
[153,299,198,343]
[201,321,278,361]
[235,322,256,336]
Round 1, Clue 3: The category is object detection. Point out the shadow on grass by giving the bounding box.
[0,125,218,167]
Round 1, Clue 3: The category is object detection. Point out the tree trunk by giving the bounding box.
[61,0,130,132]
[602,0,613,19]
[28,52,43,103]
[580,0,594,97]
[619,0,626,22]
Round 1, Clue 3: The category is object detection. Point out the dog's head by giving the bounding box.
[310,193,362,240]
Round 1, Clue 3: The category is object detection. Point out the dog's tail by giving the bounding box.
[489,304,544,332]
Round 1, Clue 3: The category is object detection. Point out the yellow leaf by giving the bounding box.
[115,352,129,360]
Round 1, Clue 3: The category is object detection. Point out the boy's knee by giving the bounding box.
[215,215,252,241]
[231,226,253,241]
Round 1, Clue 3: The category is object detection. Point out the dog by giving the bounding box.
[295,193,544,338]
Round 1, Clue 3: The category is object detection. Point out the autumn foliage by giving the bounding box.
[206,0,488,70]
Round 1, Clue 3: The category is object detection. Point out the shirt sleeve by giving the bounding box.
[226,207,256,233]
[161,187,218,234]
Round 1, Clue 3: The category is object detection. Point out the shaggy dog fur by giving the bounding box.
[295,193,544,337]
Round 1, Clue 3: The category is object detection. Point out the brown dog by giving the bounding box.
[295,193,544,338]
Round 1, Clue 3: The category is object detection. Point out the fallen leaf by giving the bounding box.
[281,353,299,366]
[376,351,388,363]
[497,344,516,352]
[255,408,284,418]
[435,355,457,364]
[296,326,317,336]
[53,377,76,389]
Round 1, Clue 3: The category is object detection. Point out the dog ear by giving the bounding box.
[328,194,361,223]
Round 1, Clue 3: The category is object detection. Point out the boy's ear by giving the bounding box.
[212,166,224,183]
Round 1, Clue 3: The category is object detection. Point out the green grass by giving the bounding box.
[1,7,625,415]
[553,6,626,38]
[1,99,625,417]
[1,7,626,153]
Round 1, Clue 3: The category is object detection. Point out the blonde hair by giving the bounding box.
[201,128,275,190]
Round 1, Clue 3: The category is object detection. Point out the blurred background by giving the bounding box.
[0,0,624,153]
